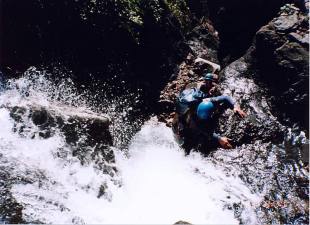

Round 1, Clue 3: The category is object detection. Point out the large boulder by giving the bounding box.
[218,57,285,145]
[213,4,309,143]
[1,102,116,223]
[204,0,307,62]
[250,4,309,129]
[214,3,308,145]
[7,104,114,166]
[209,135,308,224]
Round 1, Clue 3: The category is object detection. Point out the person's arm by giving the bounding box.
[218,136,233,149]
[208,84,220,96]
[233,106,247,118]
[205,95,247,117]
[212,132,233,149]
[204,95,235,109]
[212,132,220,142]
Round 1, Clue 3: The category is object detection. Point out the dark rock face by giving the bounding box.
[203,0,310,63]
[186,21,219,61]
[1,0,192,112]
[1,0,138,73]
[8,104,114,165]
[158,19,220,119]
[218,58,285,145]
[210,135,308,224]
[0,159,39,224]
[159,31,286,148]
[205,0,294,62]
[157,4,308,223]
[251,4,309,129]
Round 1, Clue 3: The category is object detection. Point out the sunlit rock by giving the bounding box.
[252,4,309,127]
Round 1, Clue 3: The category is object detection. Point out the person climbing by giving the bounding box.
[172,73,246,153]
[172,72,220,149]
[192,95,246,150]
[177,72,220,114]
[185,72,220,97]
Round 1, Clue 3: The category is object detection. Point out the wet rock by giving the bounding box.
[158,19,219,122]
[210,133,308,224]
[7,104,114,165]
[301,143,309,163]
[288,32,309,46]
[275,42,308,71]
[97,182,112,201]
[251,4,309,128]
[2,102,119,223]
[158,3,308,150]
[185,54,195,64]
[0,189,24,224]
[9,106,26,123]
[72,216,85,225]
[273,10,300,31]
[186,21,219,62]
[9,104,111,140]
[87,118,111,142]
[192,59,217,75]
[31,108,49,126]
[0,156,43,224]
[62,115,111,146]
[157,99,175,115]
[1,205,23,223]
[218,57,285,145]
[205,0,293,62]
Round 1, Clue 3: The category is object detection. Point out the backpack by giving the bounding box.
[176,88,206,116]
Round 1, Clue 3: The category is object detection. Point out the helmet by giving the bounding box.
[197,101,215,120]
[203,73,218,82]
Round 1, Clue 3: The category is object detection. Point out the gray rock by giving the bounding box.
[2,103,117,223]
[301,143,309,163]
[288,32,309,46]
[251,4,309,128]
[31,108,49,125]
[7,103,114,165]
[192,60,214,74]
[273,13,300,32]
[276,42,308,63]
[219,58,285,145]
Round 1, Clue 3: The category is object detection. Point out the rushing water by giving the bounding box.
[0,69,308,224]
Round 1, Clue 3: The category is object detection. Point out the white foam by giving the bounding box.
[96,120,259,224]
[1,107,260,224]
[0,74,260,224]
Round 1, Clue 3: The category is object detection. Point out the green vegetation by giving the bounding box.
[165,0,192,30]
[78,0,192,41]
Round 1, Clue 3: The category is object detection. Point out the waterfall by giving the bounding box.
[0,69,308,224]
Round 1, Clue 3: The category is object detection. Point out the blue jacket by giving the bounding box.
[195,95,235,143]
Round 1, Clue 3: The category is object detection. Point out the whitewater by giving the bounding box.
[0,70,262,224]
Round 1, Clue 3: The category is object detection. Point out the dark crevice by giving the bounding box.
[205,0,296,64]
